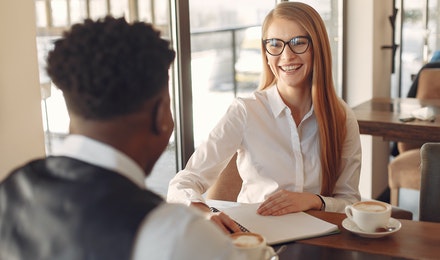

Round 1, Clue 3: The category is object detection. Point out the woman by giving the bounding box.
[168,2,361,232]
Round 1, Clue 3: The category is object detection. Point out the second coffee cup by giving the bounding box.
[345,200,392,233]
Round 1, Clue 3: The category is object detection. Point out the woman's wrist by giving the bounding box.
[316,194,326,211]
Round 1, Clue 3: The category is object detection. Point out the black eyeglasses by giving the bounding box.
[263,36,311,56]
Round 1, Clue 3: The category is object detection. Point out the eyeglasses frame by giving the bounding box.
[262,36,312,56]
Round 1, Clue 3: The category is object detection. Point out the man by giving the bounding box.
[0,16,242,259]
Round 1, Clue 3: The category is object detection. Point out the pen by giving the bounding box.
[209,207,250,233]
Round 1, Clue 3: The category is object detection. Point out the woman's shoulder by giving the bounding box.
[336,98,359,129]
[233,89,276,115]
[235,88,274,105]
[337,98,355,115]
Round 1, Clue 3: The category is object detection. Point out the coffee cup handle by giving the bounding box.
[345,205,354,221]
[264,246,278,260]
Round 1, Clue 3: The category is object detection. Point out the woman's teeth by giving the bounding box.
[281,65,301,72]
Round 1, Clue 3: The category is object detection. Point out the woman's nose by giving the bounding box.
[280,45,297,58]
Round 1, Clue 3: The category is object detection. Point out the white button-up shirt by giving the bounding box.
[168,86,361,213]
[52,135,243,260]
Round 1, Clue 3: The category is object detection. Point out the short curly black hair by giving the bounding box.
[46,16,176,119]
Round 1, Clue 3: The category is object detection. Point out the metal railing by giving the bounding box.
[191,24,261,97]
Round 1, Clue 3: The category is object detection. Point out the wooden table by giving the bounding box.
[352,98,440,143]
[275,210,440,259]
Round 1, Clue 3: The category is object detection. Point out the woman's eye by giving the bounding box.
[291,38,307,46]
[269,39,280,47]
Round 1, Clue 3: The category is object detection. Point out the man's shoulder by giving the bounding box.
[153,202,203,218]
[144,202,209,231]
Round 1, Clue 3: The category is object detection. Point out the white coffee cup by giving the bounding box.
[345,201,392,233]
[230,232,275,260]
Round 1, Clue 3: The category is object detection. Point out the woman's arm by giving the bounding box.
[167,99,247,202]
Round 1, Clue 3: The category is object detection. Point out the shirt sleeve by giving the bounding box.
[132,203,247,260]
[167,99,247,205]
[323,102,362,213]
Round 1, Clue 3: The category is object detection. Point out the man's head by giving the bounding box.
[47,16,175,120]
[46,16,176,174]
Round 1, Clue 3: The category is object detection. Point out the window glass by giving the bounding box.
[109,0,127,18]
[70,0,88,24]
[394,0,440,97]
[35,1,47,27]
[428,2,440,58]
[189,0,275,147]
[89,0,107,20]
[51,0,68,27]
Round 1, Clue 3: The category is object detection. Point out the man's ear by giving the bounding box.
[152,97,168,135]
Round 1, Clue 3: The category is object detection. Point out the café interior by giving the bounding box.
[2,0,440,258]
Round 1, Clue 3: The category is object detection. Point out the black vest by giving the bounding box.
[0,156,163,260]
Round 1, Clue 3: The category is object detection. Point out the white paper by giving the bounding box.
[218,203,339,245]
[411,106,435,121]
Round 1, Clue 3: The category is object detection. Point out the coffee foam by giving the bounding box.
[231,233,264,248]
[354,201,387,212]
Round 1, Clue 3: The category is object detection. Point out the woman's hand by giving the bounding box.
[191,202,242,234]
[257,190,322,216]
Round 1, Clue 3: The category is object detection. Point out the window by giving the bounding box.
[189,0,276,147]
[34,0,344,197]
[393,0,440,97]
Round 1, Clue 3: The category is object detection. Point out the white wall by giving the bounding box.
[0,1,45,180]
[345,0,393,199]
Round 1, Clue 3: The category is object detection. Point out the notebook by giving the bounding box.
[208,201,339,245]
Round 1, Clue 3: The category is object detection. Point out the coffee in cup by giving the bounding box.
[230,232,275,260]
[345,201,392,233]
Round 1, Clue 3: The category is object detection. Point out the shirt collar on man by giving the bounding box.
[51,135,146,189]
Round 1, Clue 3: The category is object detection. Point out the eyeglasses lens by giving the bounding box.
[264,37,310,56]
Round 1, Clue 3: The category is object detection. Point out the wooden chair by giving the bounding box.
[388,67,440,206]
[207,153,413,220]
[206,153,241,201]
[398,67,440,152]
[419,143,440,222]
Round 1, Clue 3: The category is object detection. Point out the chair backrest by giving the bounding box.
[416,68,440,99]
[406,62,440,98]
[419,143,440,222]
[205,153,242,201]
[398,66,440,153]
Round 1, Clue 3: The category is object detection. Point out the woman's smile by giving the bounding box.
[280,64,303,72]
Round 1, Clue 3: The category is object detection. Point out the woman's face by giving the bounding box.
[264,18,313,90]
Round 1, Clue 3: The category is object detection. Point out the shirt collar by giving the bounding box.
[51,135,146,189]
[265,85,315,119]
[266,85,288,118]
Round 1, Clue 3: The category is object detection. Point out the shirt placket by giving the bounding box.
[285,109,304,192]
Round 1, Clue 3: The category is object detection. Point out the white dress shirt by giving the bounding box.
[168,85,362,213]
[52,135,244,260]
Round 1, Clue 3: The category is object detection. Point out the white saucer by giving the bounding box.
[342,217,401,238]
